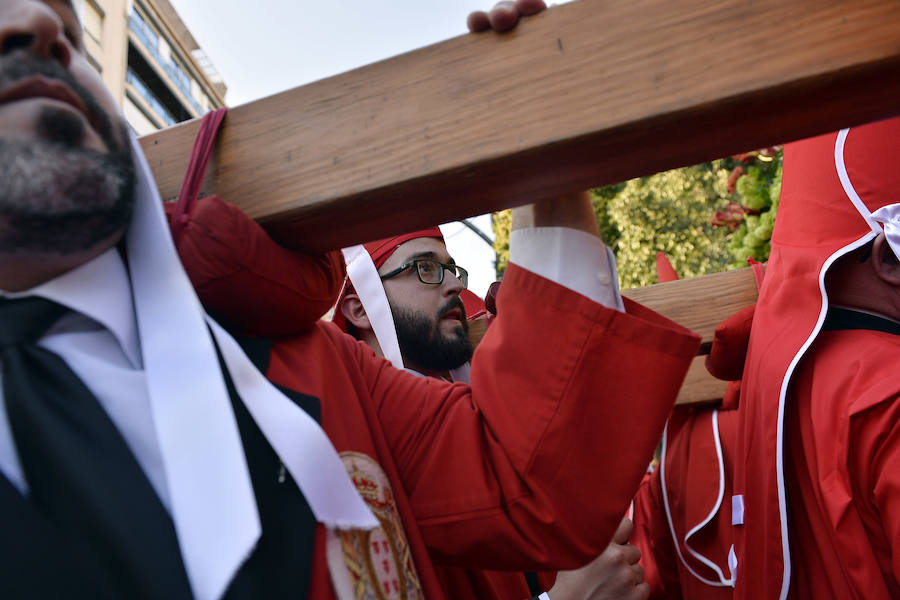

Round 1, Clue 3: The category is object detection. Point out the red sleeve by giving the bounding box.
[359,264,700,571]
[632,471,684,600]
[165,196,345,337]
[705,303,755,382]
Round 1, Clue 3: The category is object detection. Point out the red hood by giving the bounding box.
[333,227,443,331]
[734,115,900,599]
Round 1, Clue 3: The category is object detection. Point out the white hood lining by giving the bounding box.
[660,410,734,587]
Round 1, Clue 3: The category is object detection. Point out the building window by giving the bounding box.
[190,79,209,110]
[123,96,161,135]
[128,8,206,116]
[127,68,177,127]
[85,51,103,74]
[83,1,104,45]
[129,9,159,53]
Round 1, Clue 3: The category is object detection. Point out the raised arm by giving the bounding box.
[166,196,345,337]
[366,191,699,570]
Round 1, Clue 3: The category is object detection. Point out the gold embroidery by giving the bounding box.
[327,452,424,600]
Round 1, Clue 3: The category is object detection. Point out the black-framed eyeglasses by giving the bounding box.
[380,259,469,289]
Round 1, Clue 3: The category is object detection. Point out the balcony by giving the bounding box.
[128,10,206,117]
[127,68,177,127]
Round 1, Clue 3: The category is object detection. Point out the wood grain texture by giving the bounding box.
[140,0,900,252]
[622,267,759,350]
[467,315,490,348]
[675,355,730,406]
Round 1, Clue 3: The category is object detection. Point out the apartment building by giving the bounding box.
[75,0,227,135]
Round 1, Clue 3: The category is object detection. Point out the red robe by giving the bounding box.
[172,197,700,599]
[165,197,344,337]
[632,272,759,600]
[734,117,900,599]
[632,406,737,600]
[784,327,900,599]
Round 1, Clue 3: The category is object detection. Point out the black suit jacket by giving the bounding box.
[0,336,319,600]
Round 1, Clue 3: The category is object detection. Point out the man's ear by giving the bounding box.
[341,294,372,330]
[871,234,900,287]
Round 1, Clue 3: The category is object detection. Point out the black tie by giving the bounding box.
[0,297,192,599]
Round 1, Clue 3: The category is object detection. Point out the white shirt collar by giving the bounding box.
[8,248,142,368]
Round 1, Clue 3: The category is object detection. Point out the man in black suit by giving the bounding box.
[0,2,377,598]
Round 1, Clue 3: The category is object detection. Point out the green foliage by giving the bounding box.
[491,210,513,280]
[724,151,782,266]
[590,182,624,252]
[492,150,784,287]
[492,163,734,288]
[602,163,733,288]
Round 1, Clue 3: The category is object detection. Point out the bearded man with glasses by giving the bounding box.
[333,228,475,380]
[330,224,653,600]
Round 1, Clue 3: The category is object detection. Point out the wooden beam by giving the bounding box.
[675,356,730,406]
[467,315,490,348]
[140,0,900,252]
[622,267,758,350]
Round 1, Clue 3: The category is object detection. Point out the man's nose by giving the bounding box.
[442,269,463,294]
[0,2,72,67]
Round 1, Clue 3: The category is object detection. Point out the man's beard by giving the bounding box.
[392,296,474,373]
[0,54,136,254]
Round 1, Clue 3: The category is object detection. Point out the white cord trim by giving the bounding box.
[684,410,734,586]
[660,414,733,587]
[771,238,872,600]
[835,129,883,237]
[771,128,878,599]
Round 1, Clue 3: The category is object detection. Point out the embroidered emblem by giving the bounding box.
[327,452,423,600]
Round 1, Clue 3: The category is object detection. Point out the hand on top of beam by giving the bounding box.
[466,0,547,33]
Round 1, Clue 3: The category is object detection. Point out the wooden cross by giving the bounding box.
[140,0,900,253]
[139,0,899,404]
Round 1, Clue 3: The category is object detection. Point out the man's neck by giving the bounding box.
[0,254,90,292]
[0,236,122,292]
[827,282,900,325]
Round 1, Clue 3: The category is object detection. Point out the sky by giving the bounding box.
[166,0,552,296]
